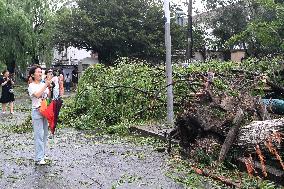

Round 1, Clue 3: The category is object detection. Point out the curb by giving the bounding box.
[129,126,179,144]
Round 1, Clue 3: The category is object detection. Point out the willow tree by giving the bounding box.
[0,0,61,73]
[0,0,31,73]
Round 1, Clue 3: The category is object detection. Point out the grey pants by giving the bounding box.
[31,109,48,161]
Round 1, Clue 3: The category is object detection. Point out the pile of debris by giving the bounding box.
[170,69,284,184]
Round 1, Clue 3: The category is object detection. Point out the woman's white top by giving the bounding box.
[28,82,49,109]
[52,76,60,99]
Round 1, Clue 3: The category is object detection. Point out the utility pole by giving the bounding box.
[164,0,174,125]
[187,0,193,63]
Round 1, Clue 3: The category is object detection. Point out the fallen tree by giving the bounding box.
[174,92,284,154]
[237,119,284,151]
[169,62,284,184]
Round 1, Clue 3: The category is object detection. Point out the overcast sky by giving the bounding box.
[171,0,205,14]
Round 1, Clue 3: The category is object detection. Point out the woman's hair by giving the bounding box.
[28,65,41,81]
[45,68,53,75]
[2,70,8,75]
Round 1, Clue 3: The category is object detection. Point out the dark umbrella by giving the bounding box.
[40,98,63,135]
[40,100,55,132]
[51,98,63,135]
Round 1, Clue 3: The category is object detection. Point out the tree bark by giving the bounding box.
[218,108,244,162]
[237,118,284,152]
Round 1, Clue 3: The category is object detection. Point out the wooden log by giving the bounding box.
[237,118,284,152]
[218,108,244,162]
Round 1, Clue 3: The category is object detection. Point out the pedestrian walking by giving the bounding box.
[72,67,78,91]
[64,73,71,92]
[205,68,215,90]
[59,69,64,97]
[0,70,15,114]
[28,65,52,165]
[51,69,60,99]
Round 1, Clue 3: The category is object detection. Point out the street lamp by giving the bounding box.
[187,0,193,63]
[164,0,174,125]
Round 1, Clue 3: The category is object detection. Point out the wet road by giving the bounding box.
[0,128,183,189]
[0,91,183,189]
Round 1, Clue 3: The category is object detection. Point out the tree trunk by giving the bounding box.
[237,118,284,153]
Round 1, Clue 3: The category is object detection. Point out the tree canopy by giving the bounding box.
[228,0,284,57]
[0,0,60,73]
[200,0,284,57]
[1,0,284,70]
[54,0,186,65]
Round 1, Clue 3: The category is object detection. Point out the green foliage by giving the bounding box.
[201,0,284,57]
[227,0,284,56]
[78,63,165,123]
[0,61,6,72]
[61,57,284,133]
[210,1,248,51]
[238,57,282,76]
[0,115,32,134]
[53,0,187,65]
[60,58,167,131]
[0,0,59,72]
[194,149,216,166]
[193,24,207,52]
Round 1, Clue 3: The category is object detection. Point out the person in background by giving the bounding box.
[205,68,215,90]
[0,70,15,114]
[51,69,60,99]
[28,65,52,165]
[64,73,71,92]
[72,67,78,91]
[59,69,64,97]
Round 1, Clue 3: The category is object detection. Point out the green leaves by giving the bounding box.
[61,59,168,130]
[60,56,284,135]
[226,0,284,56]
[0,0,58,70]
[201,0,284,57]
[53,0,186,65]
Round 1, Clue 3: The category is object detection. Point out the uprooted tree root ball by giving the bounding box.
[171,64,284,182]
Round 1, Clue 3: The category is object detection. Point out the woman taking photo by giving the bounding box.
[0,70,15,114]
[28,65,52,165]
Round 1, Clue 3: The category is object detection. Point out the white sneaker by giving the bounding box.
[37,159,46,165]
